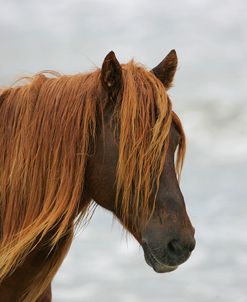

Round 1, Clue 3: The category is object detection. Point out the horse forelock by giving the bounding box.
[114,61,186,231]
[0,61,185,301]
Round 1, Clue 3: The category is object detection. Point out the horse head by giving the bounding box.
[85,50,195,273]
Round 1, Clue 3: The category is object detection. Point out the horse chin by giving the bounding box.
[142,244,178,273]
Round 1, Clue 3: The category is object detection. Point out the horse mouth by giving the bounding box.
[142,243,178,273]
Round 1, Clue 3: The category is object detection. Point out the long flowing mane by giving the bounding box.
[0,61,185,301]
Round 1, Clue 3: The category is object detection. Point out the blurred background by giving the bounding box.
[0,0,246,301]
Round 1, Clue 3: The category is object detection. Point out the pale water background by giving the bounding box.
[0,0,247,301]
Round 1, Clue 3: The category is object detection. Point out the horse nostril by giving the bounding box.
[167,238,196,257]
[167,239,183,256]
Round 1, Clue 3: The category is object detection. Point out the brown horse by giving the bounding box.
[0,50,195,301]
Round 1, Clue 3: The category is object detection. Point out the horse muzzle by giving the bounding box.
[142,235,196,273]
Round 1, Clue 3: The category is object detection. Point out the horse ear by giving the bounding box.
[101,51,122,95]
[151,49,178,89]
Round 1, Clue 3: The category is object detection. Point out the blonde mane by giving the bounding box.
[0,61,185,301]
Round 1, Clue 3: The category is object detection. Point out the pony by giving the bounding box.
[0,50,195,301]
